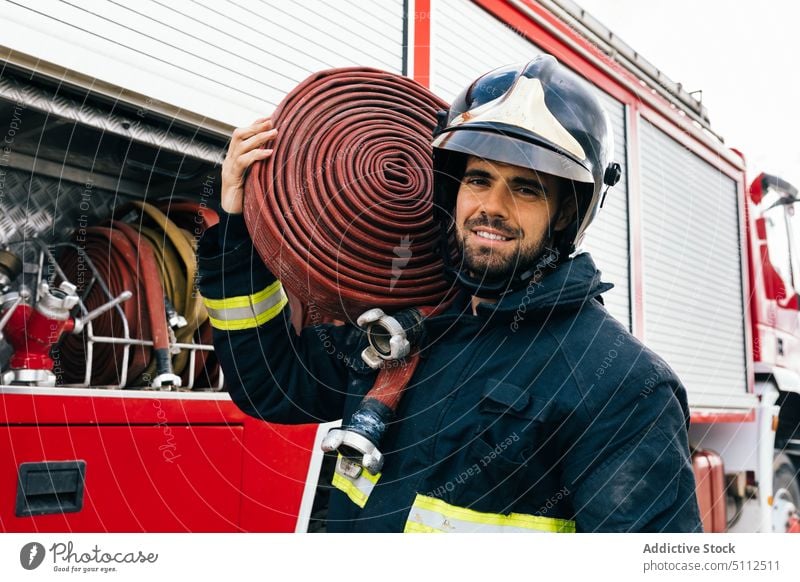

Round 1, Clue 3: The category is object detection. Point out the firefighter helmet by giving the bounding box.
[432,54,621,297]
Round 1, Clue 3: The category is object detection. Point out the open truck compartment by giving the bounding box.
[0,65,323,532]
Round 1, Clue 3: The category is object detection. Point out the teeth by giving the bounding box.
[476,231,509,241]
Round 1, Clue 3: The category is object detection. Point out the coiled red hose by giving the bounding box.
[57,202,220,388]
[57,226,153,385]
[244,67,453,321]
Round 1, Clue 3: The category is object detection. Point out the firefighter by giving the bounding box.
[198,55,702,532]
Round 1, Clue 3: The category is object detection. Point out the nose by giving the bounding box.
[477,181,510,219]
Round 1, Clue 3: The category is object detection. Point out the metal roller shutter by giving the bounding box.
[431,0,630,328]
[0,0,405,126]
[430,0,543,101]
[639,119,749,409]
[581,94,630,329]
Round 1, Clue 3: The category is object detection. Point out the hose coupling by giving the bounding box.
[357,307,425,369]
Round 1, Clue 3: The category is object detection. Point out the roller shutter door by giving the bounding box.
[0,0,405,126]
[639,119,748,408]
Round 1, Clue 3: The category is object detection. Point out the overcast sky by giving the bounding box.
[575,0,800,188]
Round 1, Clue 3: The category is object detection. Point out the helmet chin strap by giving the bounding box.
[451,246,561,300]
[448,212,565,300]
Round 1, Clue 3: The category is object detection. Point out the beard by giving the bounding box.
[455,216,549,282]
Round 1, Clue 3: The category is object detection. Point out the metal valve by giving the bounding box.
[0,280,133,387]
[36,281,80,320]
[165,297,188,329]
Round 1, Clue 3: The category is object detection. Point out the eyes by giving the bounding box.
[462,176,547,199]
[463,176,489,188]
[517,185,547,198]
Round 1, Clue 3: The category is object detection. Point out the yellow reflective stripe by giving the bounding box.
[332,472,369,508]
[331,456,381,509]
[405,494,576,533]
[204,281,288,330]
[203,280,282,310]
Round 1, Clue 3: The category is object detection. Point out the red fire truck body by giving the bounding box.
[0,0,797,532]
[1,390,320,532]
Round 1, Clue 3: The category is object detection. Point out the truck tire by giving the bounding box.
[773,453,800,532]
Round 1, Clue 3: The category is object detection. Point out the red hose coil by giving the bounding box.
[57,226,154,385]
[244,67,453,321]
[57,202,220,388]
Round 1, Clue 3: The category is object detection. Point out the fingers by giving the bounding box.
[224,116,276,167]
[225,128,276,177]
[220,147,273,214]
[241,127,277,152]
[220,116,277,214]
[241,147,274,168]
[231,117,273,144]
[226,116,277,169]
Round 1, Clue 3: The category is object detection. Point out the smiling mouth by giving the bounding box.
[473,230,515,242]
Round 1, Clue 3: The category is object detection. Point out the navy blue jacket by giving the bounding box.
[198,211,702,532]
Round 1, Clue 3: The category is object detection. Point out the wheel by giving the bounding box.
[772,453,800,532]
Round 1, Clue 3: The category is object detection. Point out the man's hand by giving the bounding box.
[221,116,278,214]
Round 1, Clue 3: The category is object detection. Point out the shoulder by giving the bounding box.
[545,300,685,420]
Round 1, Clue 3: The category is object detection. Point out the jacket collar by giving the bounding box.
[472,252,613,319]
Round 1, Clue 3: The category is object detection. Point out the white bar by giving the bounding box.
[87,336,214,351]
[2,534,799,580]
[0,385,230,399]
[294,420,341,533]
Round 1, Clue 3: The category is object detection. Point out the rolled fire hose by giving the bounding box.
[57,226,154,385]
[111,220,179,387]
[245,67,451,319]
[244,67,454,473]
[130,201,210,384]
[151,199,220,387]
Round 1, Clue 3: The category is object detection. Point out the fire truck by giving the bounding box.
[0,0,797,533]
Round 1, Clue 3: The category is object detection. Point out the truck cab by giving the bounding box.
[749,173,800,375]
[748,172,800,531]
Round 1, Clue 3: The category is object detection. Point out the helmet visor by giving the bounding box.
[433,128,594,184]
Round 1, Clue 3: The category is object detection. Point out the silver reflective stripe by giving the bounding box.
[404,494,576,533]
[408,507,544,533]
[203,281,288,330]
[205,289,286,322]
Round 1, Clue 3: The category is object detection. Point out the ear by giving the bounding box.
[554,192,577,231]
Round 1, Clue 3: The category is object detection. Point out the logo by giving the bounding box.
[390,234,412,291]
[20,542,46,570]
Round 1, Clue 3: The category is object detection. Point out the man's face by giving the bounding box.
[454,156,574,282]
